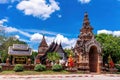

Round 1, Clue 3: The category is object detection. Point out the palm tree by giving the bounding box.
[47,52,61,64]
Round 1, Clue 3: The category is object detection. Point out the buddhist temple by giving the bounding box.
[8,44,32,64]
[36,36,67,64]
[36,36,48,64]
[73,12,102,73]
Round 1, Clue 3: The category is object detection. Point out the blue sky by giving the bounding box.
[0,0,120,51]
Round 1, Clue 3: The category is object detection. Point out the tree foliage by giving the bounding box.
[30,51,38,64]
[64,49,74,57]
[95,33,120,64]
[47,52,61,64]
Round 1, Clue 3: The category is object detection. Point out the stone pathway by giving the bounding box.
[0,74,120,80]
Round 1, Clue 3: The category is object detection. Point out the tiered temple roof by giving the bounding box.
[8,44,32,56]
[37,36,67,64]
[39,35,48,47]
[46,42,66,53]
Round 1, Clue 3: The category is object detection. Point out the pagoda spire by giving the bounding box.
[81,12,93,29]
[83,12,90,26]
[39,35,48,47]
[79,12,94,40]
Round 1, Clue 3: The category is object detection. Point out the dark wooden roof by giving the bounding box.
[39,42,67,64]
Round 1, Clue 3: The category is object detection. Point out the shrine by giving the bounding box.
[8,44,32,65]
[73,12,102,73]
[36,36,67,64]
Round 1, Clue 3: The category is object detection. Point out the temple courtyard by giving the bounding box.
[0,74,120,80]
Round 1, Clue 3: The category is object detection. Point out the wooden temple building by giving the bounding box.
[8,44,32,64]
[73,12,102,73]
[36,36,67,64]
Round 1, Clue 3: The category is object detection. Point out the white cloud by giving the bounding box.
[0,18,8,32]
[18,30,31,37]
[55,34,68,43]
[4,27,18,33]
[97,29,120,37]
[78,0,91,4]
[23,29,58,35]
[14,35,20,39]
[30,33,43,41]
[8,5,13,9]
[57,14,62,18]
[97,29,112,34]
[33,49,38,52]
[0,0,20,4]
[16,0,60,20]
[54,34,76,48]
[0,18,8,25]
[0,18,76,49]
[113,31,120,37]
[0,0,9,4]
[30,33,54,45]
[4,26,31,37]
[11,0,21,3]
[0,18,31,37]
[30,33,76,49]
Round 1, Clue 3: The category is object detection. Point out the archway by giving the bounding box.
[89,46,99,72]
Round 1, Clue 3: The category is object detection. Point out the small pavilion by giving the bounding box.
[8,44,32,64]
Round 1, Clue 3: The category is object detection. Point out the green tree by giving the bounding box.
[30,51,38,64]
[64,49,74,57]
[95,33,120,64]
[47,52,61,64]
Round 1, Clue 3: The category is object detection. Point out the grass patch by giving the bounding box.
[0,70,82,75]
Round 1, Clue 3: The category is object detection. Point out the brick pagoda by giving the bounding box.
[73,12,102,73]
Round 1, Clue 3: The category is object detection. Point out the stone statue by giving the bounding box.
[6,58,10,66]
[27,58,31,65]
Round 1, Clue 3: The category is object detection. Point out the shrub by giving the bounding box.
[52,64,62,71]
[13,64,24,72]
[115,64,120,72]
[34,64,46,71]
[0,66,2,71]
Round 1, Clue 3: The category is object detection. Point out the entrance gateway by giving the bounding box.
[73,12,102,73]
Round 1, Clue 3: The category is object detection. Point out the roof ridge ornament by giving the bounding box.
[83,12,90,26]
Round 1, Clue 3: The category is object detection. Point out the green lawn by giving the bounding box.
[0,70,82,75]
